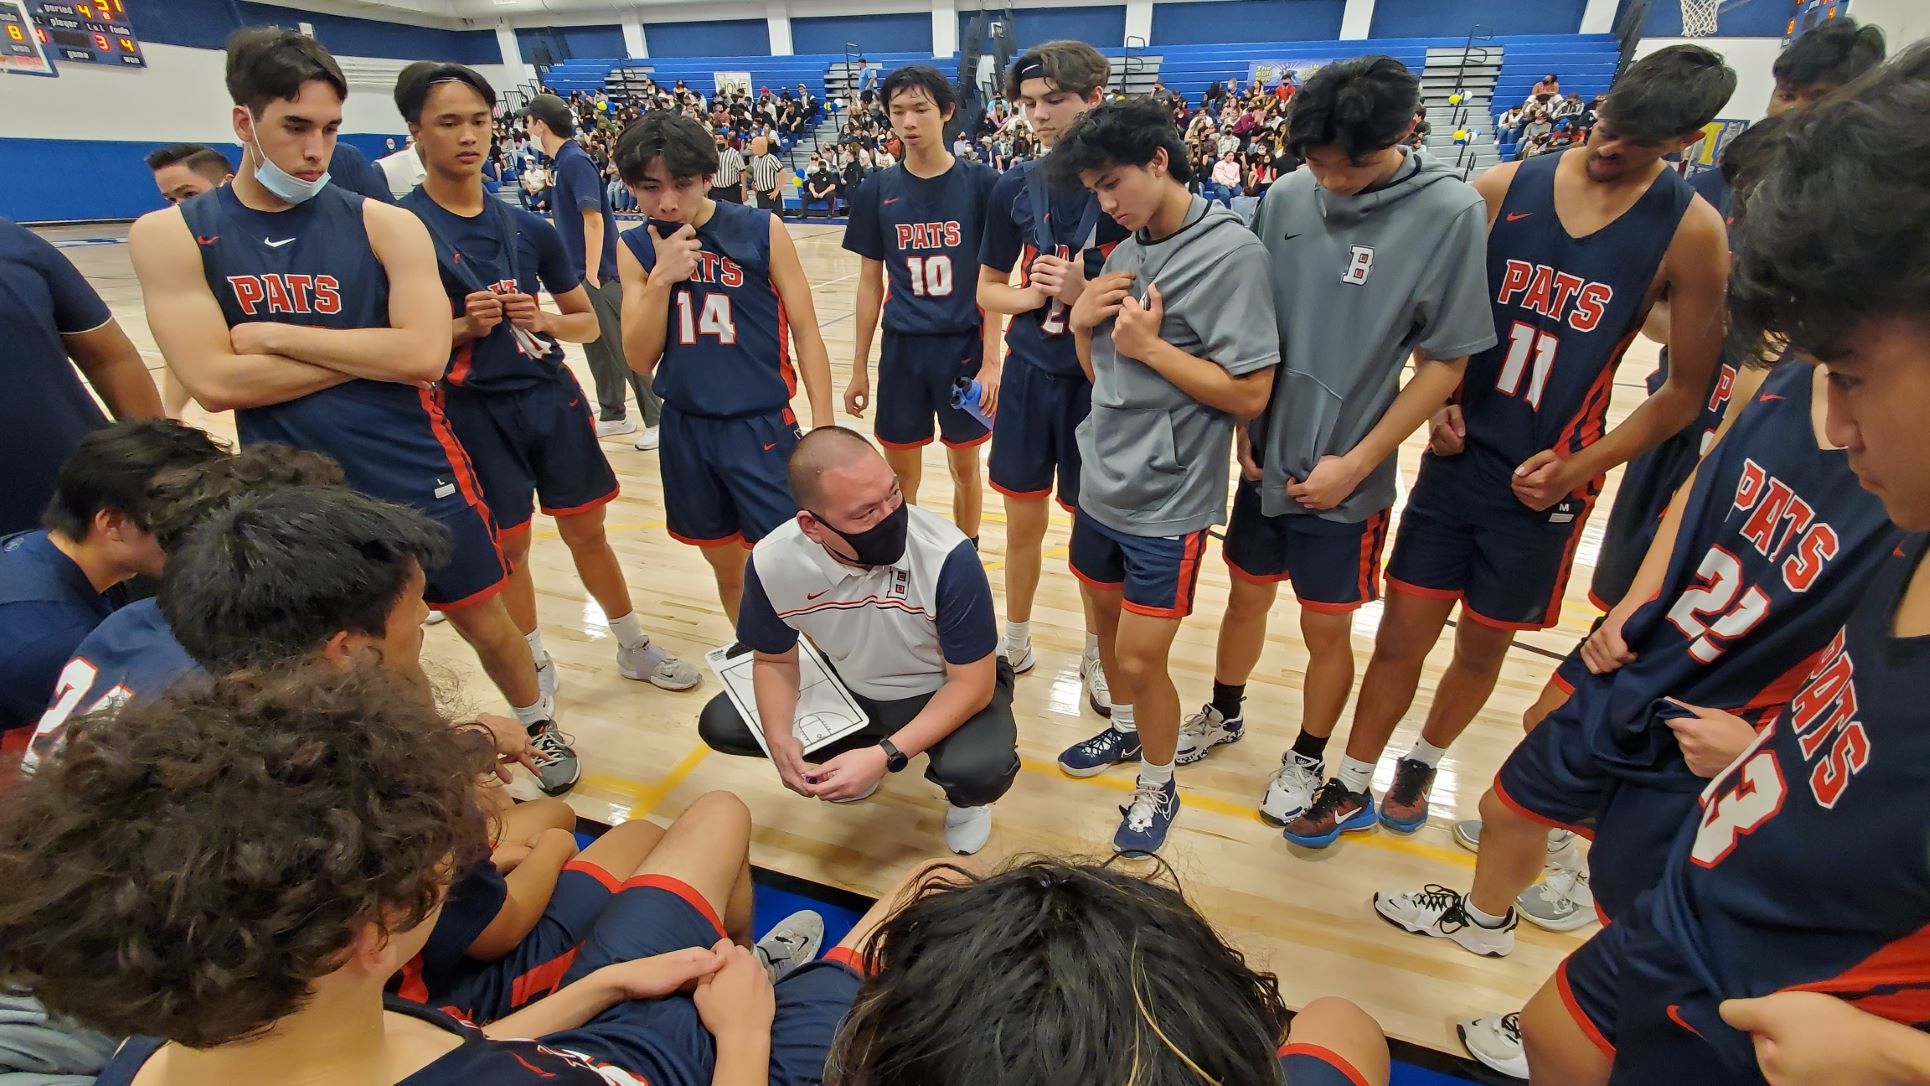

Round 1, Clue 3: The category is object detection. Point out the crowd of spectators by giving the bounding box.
[1494,72,1604,158]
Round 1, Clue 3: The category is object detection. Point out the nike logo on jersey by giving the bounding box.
[1495,259,1613,332]
[1506,211,1534,222]
[1759,394,1786,402]
[806,588,833,600]
[195,235,220,246]
[264,237,297,248]
[762,442,778,451]
[883,197,901,205]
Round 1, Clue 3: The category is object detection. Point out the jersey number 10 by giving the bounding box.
[905,254,954,298]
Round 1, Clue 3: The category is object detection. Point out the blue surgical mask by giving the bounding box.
[251,130,331,205]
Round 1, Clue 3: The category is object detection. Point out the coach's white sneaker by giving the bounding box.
[1373,885,1517,958]
[1081,644,1112,717]
[1518,864,1598,931]
[944,804,993,854]
[595,417,638,439]
[755,910,825,982]
[617,637,702,691]
[1004,638,1036,674]
[1259,751,1325,824]
[1176,703,1244,764]
[634,424,661,451]
[1458,1013,1528,1080]
[535,652,559,702]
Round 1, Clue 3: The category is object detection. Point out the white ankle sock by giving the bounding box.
[1407,738,1449,767]
[1111,703,1136,734]
[1463,897,1511,928]
[524,628,546,663]
[1139,756,1175,787]
[1005,620,1031,648]
[1337,756,1375,793]
[610,611,647,649]
[1084,631,1100,656]
[511,699,549,729]
[1547,829,1582,869]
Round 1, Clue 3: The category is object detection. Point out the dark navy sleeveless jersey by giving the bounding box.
[620,202,794,418]
[842,159,998,335]
[1448,150,1693,507]
[178,185,482,511]
[398,190,581,393]
[95,996,647,1086]
[1578,363,1898,790]
[1646,533,1930,1053]
[389,858,507,1006]
[23,599,199,774]
[977,158,1130,378]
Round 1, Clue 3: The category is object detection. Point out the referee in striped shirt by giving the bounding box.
[710,133,746,204]
[747,136,785,214]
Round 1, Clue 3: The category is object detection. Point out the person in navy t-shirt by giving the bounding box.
[614,111,834,624]
[0,217,164,535]
[0,420,221,732]
[128,28,570,789]
[842,65,1000,545]
[394,64,700,699]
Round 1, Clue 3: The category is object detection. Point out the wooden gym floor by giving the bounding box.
[48,217,1664,1057]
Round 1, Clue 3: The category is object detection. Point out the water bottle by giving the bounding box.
[951,377,994,429]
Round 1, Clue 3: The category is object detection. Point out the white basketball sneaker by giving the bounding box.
[1259,751,1324,824]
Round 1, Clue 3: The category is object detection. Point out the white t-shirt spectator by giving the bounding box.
[377,145,426,199]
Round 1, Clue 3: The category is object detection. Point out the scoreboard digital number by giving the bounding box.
[24,0,145,68]
[0,0,55,75]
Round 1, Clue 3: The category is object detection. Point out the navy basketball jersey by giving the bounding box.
[398,190,581,393]
[843,159,998,335]
[389,858,508,1009]
[977,157,1130,378]
[1578,363,1898,789]
[1453,151,1693,506]
[178,186,483,511]
[23,599,199,774]
[1647,532,1930,1059]
[620,202,794,418]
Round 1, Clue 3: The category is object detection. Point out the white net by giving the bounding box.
[1680,0,1721,37]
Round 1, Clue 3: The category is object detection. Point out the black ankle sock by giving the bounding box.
[1211,681,1245,719]
[1291,730,1330,761]
[969,536,979,551]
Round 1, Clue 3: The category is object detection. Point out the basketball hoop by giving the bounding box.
[1680,0,1720,37]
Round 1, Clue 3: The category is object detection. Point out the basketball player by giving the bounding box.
[394,63,698,696]
[126,28,577,788]
[145,144,232,205]
[1051,100,1279,854]
[1516,47,1930,1086]
[842,64,999,542]
[0,671,860,1086]
[0,420,223,732]
[976,40,1129,709]
[1167,58,1496,833]
[613,111,834,622]
[1282,46,1736,849]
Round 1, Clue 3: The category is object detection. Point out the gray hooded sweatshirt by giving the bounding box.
[1249,147,1496,522]
[1077,196,1281,537]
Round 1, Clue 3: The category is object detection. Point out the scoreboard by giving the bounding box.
[0,0,54,75]
[3,0,145,72]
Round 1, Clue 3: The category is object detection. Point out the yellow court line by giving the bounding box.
[579,744,712,818]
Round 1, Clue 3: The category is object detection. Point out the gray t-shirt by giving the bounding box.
[1077,196,1280,536]
[1248,148,1496,522]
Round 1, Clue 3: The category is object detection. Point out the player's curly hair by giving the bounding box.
[1048,97,1195,187]
[145,443,346,554]
[0,667,492,1047]
[827,857,1290,1086]
[1730,44,1930,360]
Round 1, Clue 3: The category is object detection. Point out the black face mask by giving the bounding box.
[813,500,909,567]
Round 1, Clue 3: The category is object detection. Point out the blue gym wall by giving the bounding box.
[1149,0,1347,44]
[963,5,1130,48]
[794,12,934,55]
[1369,0,1586,37]
[516,24,627,63]
[129,0,499,62]
[646,19,774,57]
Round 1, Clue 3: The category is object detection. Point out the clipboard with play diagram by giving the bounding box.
[704,640,870,756]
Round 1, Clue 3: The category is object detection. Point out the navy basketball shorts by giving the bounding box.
[440,373,620,536]
[537,875,862,1086]
[659,405,802,547]
[420,497,512,612]
[1069,506,1210,619]
[1385,472,1594,630]
[425,860,625,1024]
[1558,902,1762,1084]
[1590,426,1702,611]
[988,362,1090,512]
[875,328,990,450]
[1222,479,1392,613]
[1278,1042,1375,1086]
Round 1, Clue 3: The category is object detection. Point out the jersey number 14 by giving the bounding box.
[675,292,737,345]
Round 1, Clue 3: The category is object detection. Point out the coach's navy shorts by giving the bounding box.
[441,373,620,536]
[427,860,625,1023]
[1222,479,1392,613]
[1385,465,1594,630]
[420,496,511,612]
[988,362,1089,512]
[539,875,862,1086]
[660,406,801,547]
[1278,1043,1374,1085]
[876,328,989,450]
[1069,507,1210,619]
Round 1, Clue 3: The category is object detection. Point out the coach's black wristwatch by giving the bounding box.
[878,738,909,773]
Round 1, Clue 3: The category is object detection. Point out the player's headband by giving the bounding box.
[1015,59,1049,83]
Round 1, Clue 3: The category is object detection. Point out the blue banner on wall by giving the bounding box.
[1245,57,1333,87]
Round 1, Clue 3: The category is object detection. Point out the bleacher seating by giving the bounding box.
[540,51,957,102]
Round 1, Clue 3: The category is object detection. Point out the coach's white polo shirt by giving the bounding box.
[735,505,998,700]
